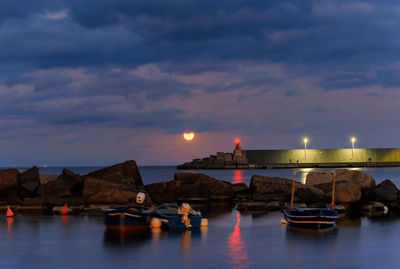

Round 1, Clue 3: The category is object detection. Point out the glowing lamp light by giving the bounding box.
[234,138,240,145]
[183,132,195,141]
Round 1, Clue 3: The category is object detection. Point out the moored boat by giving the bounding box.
[103,192,153,232]
[283,171,339,229]
[284,204,339,229]
[154,203,202,229]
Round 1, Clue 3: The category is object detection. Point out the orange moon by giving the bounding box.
[183,132,195,141]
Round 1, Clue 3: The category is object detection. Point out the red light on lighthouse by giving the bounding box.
[234,138,241,150]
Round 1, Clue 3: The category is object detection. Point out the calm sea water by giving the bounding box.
[2,166,400,268]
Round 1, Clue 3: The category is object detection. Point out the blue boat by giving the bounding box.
[103,205,153,232]
[154,203,202,229]
[284,204,339,229]
[283,171,339,229]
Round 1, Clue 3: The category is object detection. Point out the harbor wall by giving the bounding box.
[245,148,400,165]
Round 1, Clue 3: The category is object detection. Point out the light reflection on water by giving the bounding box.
[233,170,244,184]
[226,212,251,269]
[2,211,400,268]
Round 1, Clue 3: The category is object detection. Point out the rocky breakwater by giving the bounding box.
[1,163,399,218]
[145,172,236,204]
[237,169,400,217]
[0,160,147,214]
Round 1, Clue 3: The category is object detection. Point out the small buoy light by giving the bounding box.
[151,217,162,228]
[281,219,288,225]
[61,204,69,215]
[201,218,208,227]
[6,206,14,218]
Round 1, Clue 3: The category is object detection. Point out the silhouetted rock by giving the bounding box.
[365,179,399,203]
[58,168,83,195]
[177,183,209,201]
[249,175,303,201]
[174,172,235,200]
[145,181,178,204]
[39,173,58,184]
[22,197,46,206]
[18,166,40,185]
[85,160,143,186]
[82,177,136,204]
[232,183,248,193]
[21,181,40,193]
[306,170,376,191]
[297,186,330,203]
[38,179,72,198]
[0,169,20,193]
[334,183,362,203]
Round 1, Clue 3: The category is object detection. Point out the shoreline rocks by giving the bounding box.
[0,163,397,217]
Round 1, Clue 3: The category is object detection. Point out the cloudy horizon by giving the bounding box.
[1,1,400,166]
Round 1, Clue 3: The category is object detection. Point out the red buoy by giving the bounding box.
[6,206,14,218]
[61,204,69,215]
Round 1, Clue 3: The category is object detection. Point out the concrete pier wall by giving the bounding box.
[245,148,400,165]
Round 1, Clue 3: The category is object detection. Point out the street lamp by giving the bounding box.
[303,137,308,161]
[351,137,356,160]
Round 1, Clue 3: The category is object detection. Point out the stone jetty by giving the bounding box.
[0,161,398,217]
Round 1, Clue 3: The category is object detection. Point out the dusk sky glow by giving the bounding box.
[1,1,400,166]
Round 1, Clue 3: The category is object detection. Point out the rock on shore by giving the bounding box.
[146,172,235,203]
[0,163,398,216]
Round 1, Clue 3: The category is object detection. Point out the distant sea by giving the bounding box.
[7,165,400,186]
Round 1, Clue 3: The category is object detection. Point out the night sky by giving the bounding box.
[1,1,399,166]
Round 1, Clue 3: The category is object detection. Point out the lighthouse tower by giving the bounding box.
[233,138,248,165]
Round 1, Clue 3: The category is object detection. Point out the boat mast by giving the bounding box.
[330,171,336,209]
[290,171,296,209]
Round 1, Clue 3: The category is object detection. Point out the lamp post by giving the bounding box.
[351,137,356,160]
[303,137,308,161]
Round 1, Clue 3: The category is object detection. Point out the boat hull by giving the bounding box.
[284,207,339,229]
[103,206,152,232]
[155,204,202,230]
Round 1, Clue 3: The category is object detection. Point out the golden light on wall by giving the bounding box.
[183,132,195,141]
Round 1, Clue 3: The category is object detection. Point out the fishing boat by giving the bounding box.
[154,203,202,229]
[103,192,153,232]
[283,171,339,229]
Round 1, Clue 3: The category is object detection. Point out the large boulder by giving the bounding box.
[39,173,58,185]
[0,169,20,193]
[249,175,303,201]
[58,168,83,195]
[174,172,235,200]
[365,179,399,203]
[306,170,376,191]
[18,166,40,185]
[145,181,179,204]
[82,177,137,204]
[306,171,334,186]
[297,186,330,203]
[85,160,143,186]
[232,183,248,193]
[177,183,209,201]
[336,169,376,190]
[38,179,72,198]
[334,183,362,203]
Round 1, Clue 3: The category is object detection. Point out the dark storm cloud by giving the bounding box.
[2,0,397,70]
[2,0,400,164]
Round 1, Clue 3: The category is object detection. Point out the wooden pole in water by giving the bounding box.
[330,171,336,209]
[290,171,296,210]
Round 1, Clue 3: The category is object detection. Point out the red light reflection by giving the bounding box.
[233,170,244,184]
[226,212,250,269]
[7,217,13,236]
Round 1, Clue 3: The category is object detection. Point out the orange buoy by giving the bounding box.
[61,204,69,215]
[6,206,14,217]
